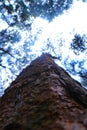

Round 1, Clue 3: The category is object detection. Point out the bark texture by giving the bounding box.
[0,53,87,130]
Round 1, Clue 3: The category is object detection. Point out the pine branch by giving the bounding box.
[0,48,14,58]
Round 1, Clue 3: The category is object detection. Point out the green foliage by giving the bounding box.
[0,0,73,68]
[0,0,73,26]
[70,34,87,55]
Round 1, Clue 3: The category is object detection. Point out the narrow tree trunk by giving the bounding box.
[0,53,87,130]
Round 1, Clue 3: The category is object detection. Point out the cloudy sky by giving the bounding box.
[23,0,87,85]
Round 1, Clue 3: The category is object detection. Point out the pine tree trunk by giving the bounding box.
[0,53,87,130]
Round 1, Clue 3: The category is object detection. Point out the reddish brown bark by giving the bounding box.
[0,53,87,130]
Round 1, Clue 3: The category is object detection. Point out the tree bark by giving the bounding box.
[0,53,87,130]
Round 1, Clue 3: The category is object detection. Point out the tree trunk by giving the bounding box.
[0,53,87,130]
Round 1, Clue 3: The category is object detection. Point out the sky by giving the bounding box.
[0,0,87,96]
[28,0,87,83]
